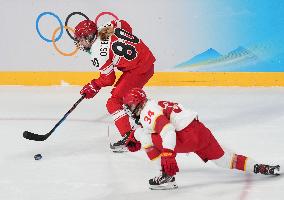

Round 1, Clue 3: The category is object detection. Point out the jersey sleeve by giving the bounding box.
[141,101,177,151]
[90,35,116,87]
[93,71,116,87]
[155,115,176,150]
[134,127,153,148]
[134,127,161,160]
[91,57,116,87]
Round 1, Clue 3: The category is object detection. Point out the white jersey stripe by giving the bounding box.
[112,109,127,122]
[100,64,114,75]
[112,55,120,66]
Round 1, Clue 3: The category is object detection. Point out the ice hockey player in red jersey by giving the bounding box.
[122,88,280,190]
[74,19,155,151]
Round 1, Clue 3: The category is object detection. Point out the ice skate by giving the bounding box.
[254,164,280,176]
[110,136,128,153]
[149,171,178,190]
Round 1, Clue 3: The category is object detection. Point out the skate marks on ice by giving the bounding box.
[179,167,282,189]
[0,114,110,124]
[1,87,284,200]
[0,179,108,200]
[176,167,283,200]
[90,173,281,200]
[1,113,111,161]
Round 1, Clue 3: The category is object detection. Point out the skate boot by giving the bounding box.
[254,164,280,176]
[110,135,128,153]
[149,171,178,190]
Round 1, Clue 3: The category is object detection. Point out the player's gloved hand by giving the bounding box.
[161,148,179,176]
[80,80,101,99]
[125,130,141,152]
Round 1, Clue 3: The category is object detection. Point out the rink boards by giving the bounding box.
[1,72,284,86]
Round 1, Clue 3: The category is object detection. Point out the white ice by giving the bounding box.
[0,86,284,200]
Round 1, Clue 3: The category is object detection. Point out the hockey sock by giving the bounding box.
[212,149,257,172]
[230,154,248,171]
[113,112,132,136]
[107,97,132,136]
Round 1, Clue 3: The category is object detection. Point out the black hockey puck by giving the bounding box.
[34,154,42,160]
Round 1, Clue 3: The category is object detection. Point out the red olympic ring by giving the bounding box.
[95,12,119,25]
[39,11,119,57]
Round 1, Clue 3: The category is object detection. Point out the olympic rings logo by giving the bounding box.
[36,11,119,56]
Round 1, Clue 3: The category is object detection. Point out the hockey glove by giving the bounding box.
[125,130,141,152]
[80,80,101,99]
[161,148,179,176]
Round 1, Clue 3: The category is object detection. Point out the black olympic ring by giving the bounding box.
[65,12,89,41]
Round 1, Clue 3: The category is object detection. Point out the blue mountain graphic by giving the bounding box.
[204,46,258,65]
[176,48,222,67]
[242,52,284,72]
[225,46,257,60]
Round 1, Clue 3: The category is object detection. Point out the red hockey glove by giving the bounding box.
[80,80,101,99]
[125,130,141,152]
[161,148,179,176]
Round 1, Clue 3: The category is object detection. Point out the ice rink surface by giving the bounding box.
[0,86,284,200]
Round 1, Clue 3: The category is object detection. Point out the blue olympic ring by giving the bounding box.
[36,12,63,43]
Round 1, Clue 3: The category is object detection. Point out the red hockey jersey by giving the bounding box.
[89,20,156,88]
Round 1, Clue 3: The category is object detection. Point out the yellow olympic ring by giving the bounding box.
[52,26,79,56]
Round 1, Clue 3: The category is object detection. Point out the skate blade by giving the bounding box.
[111,146,128,153]
[149,182,178,190]
[112,149,128,153]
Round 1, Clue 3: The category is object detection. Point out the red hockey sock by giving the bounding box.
[106,97,132,136]
[114,114,132,136]
[231,154,248,171]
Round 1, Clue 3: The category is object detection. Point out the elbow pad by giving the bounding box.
[160,124,176,150]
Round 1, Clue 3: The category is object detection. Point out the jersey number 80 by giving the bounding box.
[112,28,139,61]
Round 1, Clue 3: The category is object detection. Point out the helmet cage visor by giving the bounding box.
[74,34,96,52]
[126,103,142,118]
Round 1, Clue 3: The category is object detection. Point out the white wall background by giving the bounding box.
[0,0,190,71]
[1,1,283,72]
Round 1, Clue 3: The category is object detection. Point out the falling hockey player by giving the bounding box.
[121,88,280,190]
[74,19,155,152]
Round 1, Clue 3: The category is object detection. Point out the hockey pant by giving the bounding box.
[150,119,257,173]
[106,65,154,136]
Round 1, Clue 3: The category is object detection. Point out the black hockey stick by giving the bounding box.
[23,94,85,141]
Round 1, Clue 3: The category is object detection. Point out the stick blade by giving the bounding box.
[23,131,47,141]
